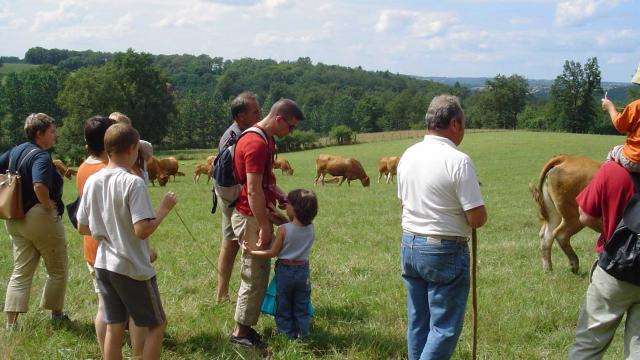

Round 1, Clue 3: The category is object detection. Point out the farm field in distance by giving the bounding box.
[0,130,628,359]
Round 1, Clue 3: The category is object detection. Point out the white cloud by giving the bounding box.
[509,16,533,25]
[0,7,26,30]
[554,0,619,27]
[152,1,231,28]
[375,9,456,38]
[30,0,88,32]
[607,56,624,64]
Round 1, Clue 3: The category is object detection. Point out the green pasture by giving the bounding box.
[0,63,38,75]
[0,130,628,359]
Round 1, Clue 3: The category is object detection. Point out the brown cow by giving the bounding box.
[193,163,212,184]
[146,157,169,186]
[206,155,215,166]
[529,155,602,273]
[377,156,400,184]
[314,154,370,187]
[52,159,77,179]
[158,157,180,181]
[274,157,294,175]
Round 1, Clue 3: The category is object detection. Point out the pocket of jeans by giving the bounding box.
[414,249,460,283]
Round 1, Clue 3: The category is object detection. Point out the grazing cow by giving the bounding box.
[377,156,400,184]
[52,159,77,179]
[193,163,212,184]
[274,157,294,175]
[158,157,181,181]
[146,157,169,186]
[314,154,370,187]
[529,155,602,273]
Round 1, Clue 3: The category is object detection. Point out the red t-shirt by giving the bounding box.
[233,130,277,216]
[576,161,635,253]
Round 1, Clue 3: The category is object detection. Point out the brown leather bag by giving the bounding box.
[0,148,40,220]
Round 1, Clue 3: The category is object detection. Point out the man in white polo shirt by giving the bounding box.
[397,94,487,360]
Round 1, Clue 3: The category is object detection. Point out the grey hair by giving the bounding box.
[425,95,464,130]
[24,113,55,141]
[230,91,258,120]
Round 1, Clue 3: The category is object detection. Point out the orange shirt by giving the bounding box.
[76,158,107,265]
[613,99,640,163]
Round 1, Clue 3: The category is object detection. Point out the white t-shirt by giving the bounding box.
[397,135,484,237]
[77,167,156,280]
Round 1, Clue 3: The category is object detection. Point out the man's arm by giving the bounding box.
[247,172,272,246]
[465,205,487,229]
[578,206,602,233]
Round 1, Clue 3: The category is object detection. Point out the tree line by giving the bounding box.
[1,47,635,164]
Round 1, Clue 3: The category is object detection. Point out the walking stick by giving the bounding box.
[471,228,478,360]
[174,208,237,295]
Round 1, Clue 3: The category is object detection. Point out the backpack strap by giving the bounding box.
[9,147,41,175]
[630,173,640,196]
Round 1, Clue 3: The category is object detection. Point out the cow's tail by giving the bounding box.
[529,155,567,221]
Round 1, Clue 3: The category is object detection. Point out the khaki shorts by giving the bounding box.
[215,183,241,241]
[231,211,271,326]
[86,262,100,293]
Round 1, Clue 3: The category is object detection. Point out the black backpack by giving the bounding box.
[597,172,640,286]
[211,127,268,213]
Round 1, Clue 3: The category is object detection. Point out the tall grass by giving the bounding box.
[0,131,627,359]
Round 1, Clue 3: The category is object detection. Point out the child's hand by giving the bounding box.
[241,240,252,253]
[161,191,177,211]
[601,91,614,111]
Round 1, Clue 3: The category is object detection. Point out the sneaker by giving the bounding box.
[230,333,262,348]
[248,328,262,342]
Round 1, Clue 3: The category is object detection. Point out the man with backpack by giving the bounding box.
[568,160,640,359]
[229,99,304,347]
[214,92,262,304]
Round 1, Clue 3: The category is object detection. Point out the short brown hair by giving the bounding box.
[109,112,131,125]
[287,189,318,226]
[24,113,55,141]
[267,99,305,122]
[104,123,140,156]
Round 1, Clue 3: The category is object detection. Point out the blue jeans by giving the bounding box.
[275,262,311,338]
[401,233,470,360]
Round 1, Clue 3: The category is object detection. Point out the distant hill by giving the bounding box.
[420,76,632,102]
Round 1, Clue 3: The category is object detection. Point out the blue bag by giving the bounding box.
[260,276,315,317]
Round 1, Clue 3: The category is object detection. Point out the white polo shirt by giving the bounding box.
[397,135,484,237]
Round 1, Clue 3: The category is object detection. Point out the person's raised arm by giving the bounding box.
[465,205,487,229]
[247,172,272,246]
[243,224,285,258]
[133,191,177,239]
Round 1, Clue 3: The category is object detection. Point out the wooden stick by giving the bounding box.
[472,228,478,360]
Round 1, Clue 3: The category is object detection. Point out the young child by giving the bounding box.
[77,123,177,359]
[604,64,640,171]
[243,189,318,339]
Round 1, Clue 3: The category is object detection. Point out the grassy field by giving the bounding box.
[0,63,38,75]
[0,130,628,359]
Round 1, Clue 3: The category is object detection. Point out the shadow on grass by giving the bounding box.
[285,304,404,359]
[52,319,96,341]
[164,331,269,359]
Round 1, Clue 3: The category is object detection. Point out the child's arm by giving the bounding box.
[602,92,619,122]
[133,191,177,239]
[242,224,285,258]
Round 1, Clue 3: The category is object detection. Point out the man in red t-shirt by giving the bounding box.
[569,160,640,359]
[229,99,304,347]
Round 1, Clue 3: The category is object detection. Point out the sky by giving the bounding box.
[1,0,639,82]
